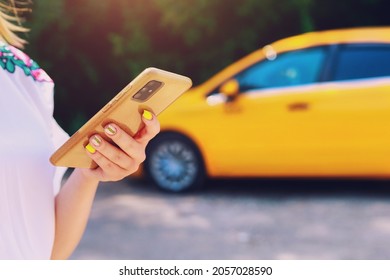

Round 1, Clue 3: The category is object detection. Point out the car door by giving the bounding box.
[312,43,390,176]
[204,46,332,176]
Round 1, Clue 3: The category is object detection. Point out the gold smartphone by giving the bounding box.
[50,67,192,168]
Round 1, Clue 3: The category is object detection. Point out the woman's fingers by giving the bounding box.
[134,110,160,145]
[102,123,146,163]
[82,110,160,182]
[86,135,136,171]
[84,150,128,181]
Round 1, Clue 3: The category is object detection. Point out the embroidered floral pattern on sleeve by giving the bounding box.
[0,42,53,83]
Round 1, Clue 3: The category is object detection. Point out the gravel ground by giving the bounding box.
[70,178,390,260]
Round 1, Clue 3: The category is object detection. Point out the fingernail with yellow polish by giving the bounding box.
[85,144,96,154]
[143,110,153,121]
[91,135,102,147]
[105,124,117,136]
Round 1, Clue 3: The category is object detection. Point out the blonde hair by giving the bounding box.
[0,1,29,48]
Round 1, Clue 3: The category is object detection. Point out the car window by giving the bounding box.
[235,47,327,92]
[332,44,390,81]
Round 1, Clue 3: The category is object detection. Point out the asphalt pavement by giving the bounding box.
[70,178,390,260]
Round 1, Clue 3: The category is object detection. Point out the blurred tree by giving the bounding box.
[290,0,315,32]
[23,0,390,133]
[312,0,390,30]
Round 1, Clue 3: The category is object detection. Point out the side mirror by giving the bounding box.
[219,79,240,101]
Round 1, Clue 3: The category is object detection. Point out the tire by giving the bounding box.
[145,133,206,192]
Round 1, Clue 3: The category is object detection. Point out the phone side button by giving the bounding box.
[114,91,126,101]
[124,84,132,92]
[102,104,112,112]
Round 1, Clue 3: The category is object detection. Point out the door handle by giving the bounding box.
[288,102,309,111]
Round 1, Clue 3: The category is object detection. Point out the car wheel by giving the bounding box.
[145,133,205,192]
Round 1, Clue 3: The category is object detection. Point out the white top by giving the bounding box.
[0,41,69,259]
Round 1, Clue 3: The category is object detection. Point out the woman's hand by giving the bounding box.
[53,111,159,259]
[80,110,160,182]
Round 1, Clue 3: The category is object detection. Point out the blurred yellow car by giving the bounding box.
[143,27,390,192]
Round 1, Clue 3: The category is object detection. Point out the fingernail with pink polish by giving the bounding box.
[91,135,102,147]
[105,124,117,136]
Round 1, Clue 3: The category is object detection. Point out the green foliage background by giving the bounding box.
[24,0,390,133]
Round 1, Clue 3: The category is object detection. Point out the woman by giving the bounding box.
[0,1,160,259]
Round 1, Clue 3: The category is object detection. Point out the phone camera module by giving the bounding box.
[133,80,163,101]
